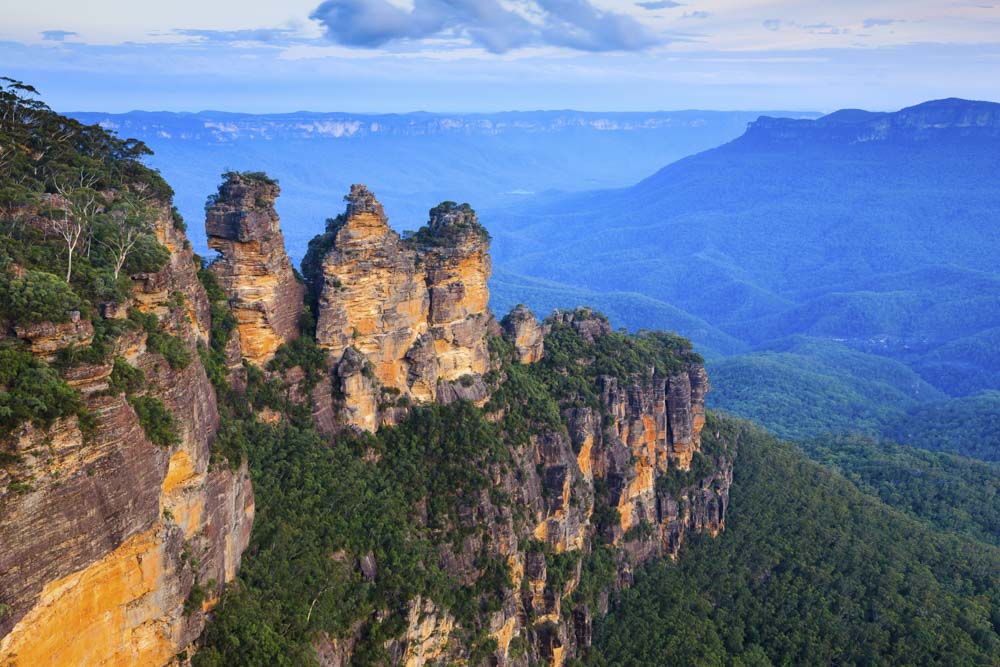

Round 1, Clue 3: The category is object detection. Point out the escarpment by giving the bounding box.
[1,88,732,667]
[205,172,305,366]
[280,296,727,665]
[304,185,493,430]
[194,175,733,665]
[0,199,253,666]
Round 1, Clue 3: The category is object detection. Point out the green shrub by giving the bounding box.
[171,206,186,231]
[0,269,81,324]
[129,308,191,370]
[0,344,82,438]
[128,395,179,447]
[107,356,144,395]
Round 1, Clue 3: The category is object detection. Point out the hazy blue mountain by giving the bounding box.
[488,99,1000,408]
[70,109,817,260]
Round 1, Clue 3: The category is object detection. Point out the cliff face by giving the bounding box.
[743,98,1000,147]
[1,154,729,667]
[489,310,727,665]
[205,173,305,366]
[310,186,492,430]
[303,307,731,667]
[0,205,253,665]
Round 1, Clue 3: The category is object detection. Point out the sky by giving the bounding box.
[2,0,999,113]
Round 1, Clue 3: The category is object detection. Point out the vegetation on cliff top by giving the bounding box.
[195,304,716,665]
[1,80,181,442]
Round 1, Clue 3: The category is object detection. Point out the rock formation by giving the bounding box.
[1,171,729,667]
[308,186,493,430]
[0,202,253,665]
[205,172,304,366]
[501,304,546,364]
[309,306,730,666]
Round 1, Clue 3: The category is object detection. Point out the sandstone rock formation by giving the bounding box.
[0,202,253,666]
[1,175,729,667]
[308,186,493,430]
[206,172,304,366]
[472,308,726,666]
[501,304,545,364]
[309,306,729,666]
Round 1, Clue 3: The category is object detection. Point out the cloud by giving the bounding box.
[309,0,662,53]
[762,20,848,35]
[173,28,299,44]
[681,11,710,19]
[41,30,78,41]
[635,0,682,8]
[863,18,899,29]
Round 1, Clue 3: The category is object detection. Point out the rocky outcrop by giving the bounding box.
[13,311,94,361]
[0,203,253,666]
[474,308,728,666]
[206,172,304,366]
[309,186,493,430]
[501,305,545,364]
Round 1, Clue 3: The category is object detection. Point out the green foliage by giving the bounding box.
[195,260,237,393]
[226,170,278,186]
[197,400,514,664]
[883,391,1000,461]
[128,395,179,447]
[0,343,81,438]
[588,414,1000,666]
[107,356,144,396]
[405,201,491,247]
[800,433,1000,546]
[184,581,206,616]
[170,206,186,231]
[0,269,82,324]
[300,215,343,307]
[0,78,173,361]
[129,308,191,370]
[267,315,327,392]
[706,338,943,442]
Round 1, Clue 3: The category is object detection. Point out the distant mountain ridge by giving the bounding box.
[741,98,1000,146]
[72,109,820,142]
[485,97,1000,451]
[68,108,819,263]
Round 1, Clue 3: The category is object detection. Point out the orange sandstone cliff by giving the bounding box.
[205,172,305,367]
[306,186,493,430]
[0,205,254,666]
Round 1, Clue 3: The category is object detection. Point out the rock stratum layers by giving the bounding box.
[0,206,254,665]
[305,307,730,667]
[307,186,492,430]
[2,170,730,667]
[205,172,304,366]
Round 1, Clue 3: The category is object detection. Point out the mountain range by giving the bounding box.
[69,109,819,259]
[485,98,1000,455]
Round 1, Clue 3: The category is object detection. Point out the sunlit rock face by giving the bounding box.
[501,304,546,365]
[309,186,493,430]
[205,172,305,367]
[0,206,253,666]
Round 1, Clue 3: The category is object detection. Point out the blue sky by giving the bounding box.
[2,0,999,112]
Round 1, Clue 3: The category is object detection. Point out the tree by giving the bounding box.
[98,185,157,280]
[48,168,102,282]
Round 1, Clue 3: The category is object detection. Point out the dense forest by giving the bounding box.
[589,420,1000,666]
[800,434,999,547]
[708,338,1000,462]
